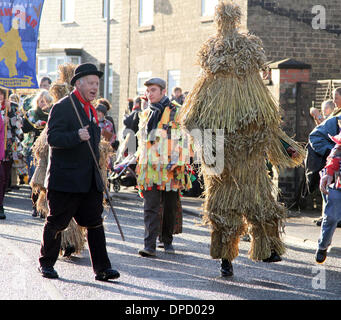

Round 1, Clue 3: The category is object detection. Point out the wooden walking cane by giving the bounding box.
[68,94,125,241]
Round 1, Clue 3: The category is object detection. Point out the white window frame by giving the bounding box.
[137,71,152,95]
[103,0,115,20]
[67,56,81,65]
[38,57,47,75]
[201,0,218,17]
[139,0,154,27]
[37,55,81,82]
[167,70,181,97]
[61,0,75,23]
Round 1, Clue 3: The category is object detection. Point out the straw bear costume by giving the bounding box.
[180,1,305,262]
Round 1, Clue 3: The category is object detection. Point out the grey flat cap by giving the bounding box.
[144,77,166,89]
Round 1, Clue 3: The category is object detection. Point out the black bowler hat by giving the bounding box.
[71,63,103,86]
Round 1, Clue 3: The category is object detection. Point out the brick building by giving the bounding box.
[38,0,122,127]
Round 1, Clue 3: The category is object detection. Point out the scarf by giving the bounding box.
[147,96,170,136]
[73,89,99,125]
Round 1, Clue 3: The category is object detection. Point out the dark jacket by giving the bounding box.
[306,115,340,193]
[123,110,140,134]
[45,93,103,193]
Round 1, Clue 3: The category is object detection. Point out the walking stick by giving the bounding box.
[68,94,125,241]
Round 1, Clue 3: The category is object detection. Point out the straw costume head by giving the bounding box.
[180,1,305,262]
[49,63,76,102]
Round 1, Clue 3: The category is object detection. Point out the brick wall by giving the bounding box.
[247,0,341,81]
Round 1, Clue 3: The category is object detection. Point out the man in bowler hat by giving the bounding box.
[38,63,120,281]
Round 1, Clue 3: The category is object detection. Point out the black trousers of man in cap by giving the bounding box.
[39,92,112,275]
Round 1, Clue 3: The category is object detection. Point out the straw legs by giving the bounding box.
[209,211,285,264]
[211,215,284,278]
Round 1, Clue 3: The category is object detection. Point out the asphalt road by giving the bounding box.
[0,186,341,304]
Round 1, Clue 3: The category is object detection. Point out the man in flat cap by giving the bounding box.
[38,63,120,281]
[135,77,192,257]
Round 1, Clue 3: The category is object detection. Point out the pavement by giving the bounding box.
[111,186,341,253]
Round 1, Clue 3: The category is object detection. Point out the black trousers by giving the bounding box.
[39,185,111,274]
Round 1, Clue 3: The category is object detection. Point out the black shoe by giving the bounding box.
[262,251,282,263]
[315,217,322,226]
[0,206,5,220]
[38,266,59,279]
[31,207,38,217]
[138,248,156,257]
[95,268,120,281]
[221,259,233,277]
[63,245,75,257]
[315,249,327,264]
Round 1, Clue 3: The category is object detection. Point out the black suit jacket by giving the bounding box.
[45,92,103,193]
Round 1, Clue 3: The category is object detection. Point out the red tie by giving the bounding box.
[73,89,99,125]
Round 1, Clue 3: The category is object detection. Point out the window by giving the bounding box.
[167,70,181,97]
[69,56,81,65]
[61,0,75,23]
[38,55,81,82]
[38,58,47,75]
[139,0,154,27]
[103,0,115,19]
[201,0,218,17]
[137,71,152,95]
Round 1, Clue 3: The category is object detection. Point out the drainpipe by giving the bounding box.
[127,0,132,99]
[104,0,110,99]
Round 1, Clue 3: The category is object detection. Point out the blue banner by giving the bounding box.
[0,0,44,89]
